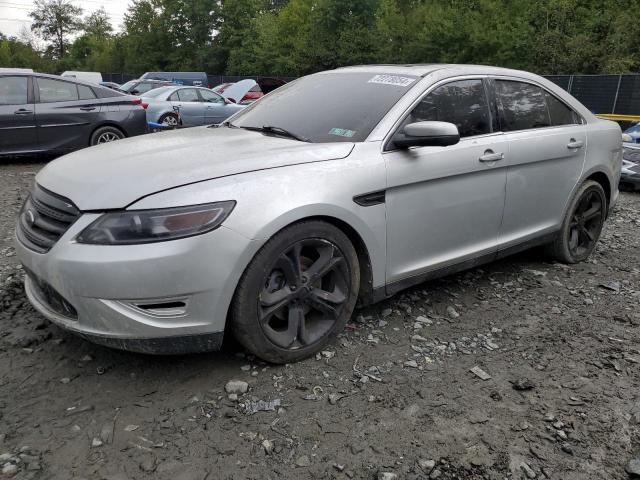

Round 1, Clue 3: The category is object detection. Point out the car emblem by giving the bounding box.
[25,209,36,226]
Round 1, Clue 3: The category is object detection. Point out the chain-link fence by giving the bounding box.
[545,74,640,115]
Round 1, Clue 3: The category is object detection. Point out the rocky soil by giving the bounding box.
[1,159,640,480]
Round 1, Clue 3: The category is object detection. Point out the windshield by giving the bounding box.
[140,86,173,98]
[119,80,137,91]
[231,72,419,143]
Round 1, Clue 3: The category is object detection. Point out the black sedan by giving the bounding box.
[0,73,147,157]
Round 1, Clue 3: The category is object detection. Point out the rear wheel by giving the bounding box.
[232,221,360,363]
[90,126,124,146]
[159,112,179,127]
[547,180,607,263]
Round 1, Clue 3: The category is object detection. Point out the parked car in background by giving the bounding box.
[212,77,287,104]
[621,142,640,190]
[624,122,640,143]
[15,65,621,363]
[118,79,174,95]
[0,72,147,156]
[140,85,245,126]
[140,71,208,87]
[99,81,121,90]
[61,71,103,84]
[0,68,33,73]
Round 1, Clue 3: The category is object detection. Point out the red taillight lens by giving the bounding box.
[131,98,142,105]
[141,102,149,110]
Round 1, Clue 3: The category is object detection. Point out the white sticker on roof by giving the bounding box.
[368,75,416,87]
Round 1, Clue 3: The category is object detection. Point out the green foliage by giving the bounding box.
[2,0,639,76]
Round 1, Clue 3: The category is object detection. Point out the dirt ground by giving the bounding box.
[1,158,639,480]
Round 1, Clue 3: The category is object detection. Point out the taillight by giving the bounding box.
[141,102,149,110]
[131,98,148,109]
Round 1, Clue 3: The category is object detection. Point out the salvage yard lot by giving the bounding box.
[1,159,639,480]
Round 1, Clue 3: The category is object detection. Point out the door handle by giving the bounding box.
[14,109,32,115]
[479,151,504,163]
[79,106,96,111]
[567,139,584,149]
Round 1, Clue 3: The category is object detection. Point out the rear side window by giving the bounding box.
[0,76,28,105]
[495,80,550,131]
[407,79,491,138]
[38,78,79,103]
[78,85,96,100]
[177,89,199,102]
[544,92,579,126]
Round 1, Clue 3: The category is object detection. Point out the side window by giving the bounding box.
[544,92,579,126]
[78,85,96,100]
[495,80,551,131]
[407,79,491,138]
[199,89,224,103]
[177,88,199,102]
[0,76,28,105]
[168,92,179,102]
[37,78,79,103]
[136,82,154,93]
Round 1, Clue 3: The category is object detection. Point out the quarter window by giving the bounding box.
[406,79,491,138]
[544,92,579,126]
[0,76,28,105]
[78,85,96,100]
[177,89,199,102]
[37,78,79,103]
[495,80,550,131]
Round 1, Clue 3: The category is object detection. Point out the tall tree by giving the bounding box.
[84,7,113,38]
[29,0,83,59]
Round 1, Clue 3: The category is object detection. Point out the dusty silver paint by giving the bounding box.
[17,64,622,346]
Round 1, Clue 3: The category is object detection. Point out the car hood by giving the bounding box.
[221,79,257,103]
[37,126,354,210]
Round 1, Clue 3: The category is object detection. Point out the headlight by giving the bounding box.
[76,201,236,245]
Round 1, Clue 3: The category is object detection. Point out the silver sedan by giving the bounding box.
[15,65,622,363]
[140,86,245,127]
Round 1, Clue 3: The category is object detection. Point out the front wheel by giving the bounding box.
[547,180,607,263]
[231,221,360,364]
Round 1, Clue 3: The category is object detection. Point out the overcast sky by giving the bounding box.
[0,0,131,38]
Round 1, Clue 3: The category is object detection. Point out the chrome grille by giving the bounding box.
[17,185,80,253]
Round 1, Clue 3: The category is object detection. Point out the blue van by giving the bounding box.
[140,72,209,87]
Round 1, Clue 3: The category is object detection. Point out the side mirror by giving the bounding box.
[393,121,460,148]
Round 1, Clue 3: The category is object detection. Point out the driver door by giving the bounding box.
[383,78,508,288]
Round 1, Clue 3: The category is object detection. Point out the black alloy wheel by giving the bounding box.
[232,221,360,363]
[547,180,607,263]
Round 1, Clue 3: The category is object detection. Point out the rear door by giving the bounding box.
[0,75,38,154]
[492,78,586,248]
[169,88,204,126]
[34,77,101,152]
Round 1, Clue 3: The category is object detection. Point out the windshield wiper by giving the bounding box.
[240,125,309,142]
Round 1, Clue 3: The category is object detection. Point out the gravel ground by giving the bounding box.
[1,158,640,480]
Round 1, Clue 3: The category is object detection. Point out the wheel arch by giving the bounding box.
[584,170,612,210]
[89,122,127,145]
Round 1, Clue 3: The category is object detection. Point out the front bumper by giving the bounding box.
[15,213,260,354]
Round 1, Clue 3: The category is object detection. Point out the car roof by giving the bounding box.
[330,64,542,79]
[0,71,105,88]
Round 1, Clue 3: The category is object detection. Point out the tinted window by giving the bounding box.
[135,82,155,93]
[495,80,550,131]
[177,89,199,102]
[232,72,419,143]
[38,78,78,103]
[199,89,224,103]
[0,76,28,105]
[78,85,96,100]
[544,92,578,126]
[119,80,137,91]
[406,79,491,138]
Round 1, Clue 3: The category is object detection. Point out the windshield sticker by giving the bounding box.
[329,127,356,138]
[368,74,416,87]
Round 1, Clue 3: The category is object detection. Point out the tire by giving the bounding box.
[231,220,360,364]
[90,126,124,146]
[546,180,607,263]
[159,113,179,127]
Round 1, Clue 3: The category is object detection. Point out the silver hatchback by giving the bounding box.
[15,65,622,363]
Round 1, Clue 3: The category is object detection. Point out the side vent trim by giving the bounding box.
[353,190,386,207]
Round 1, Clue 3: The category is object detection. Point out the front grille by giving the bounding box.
[17,184,80,253]
[24,267,78,319]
